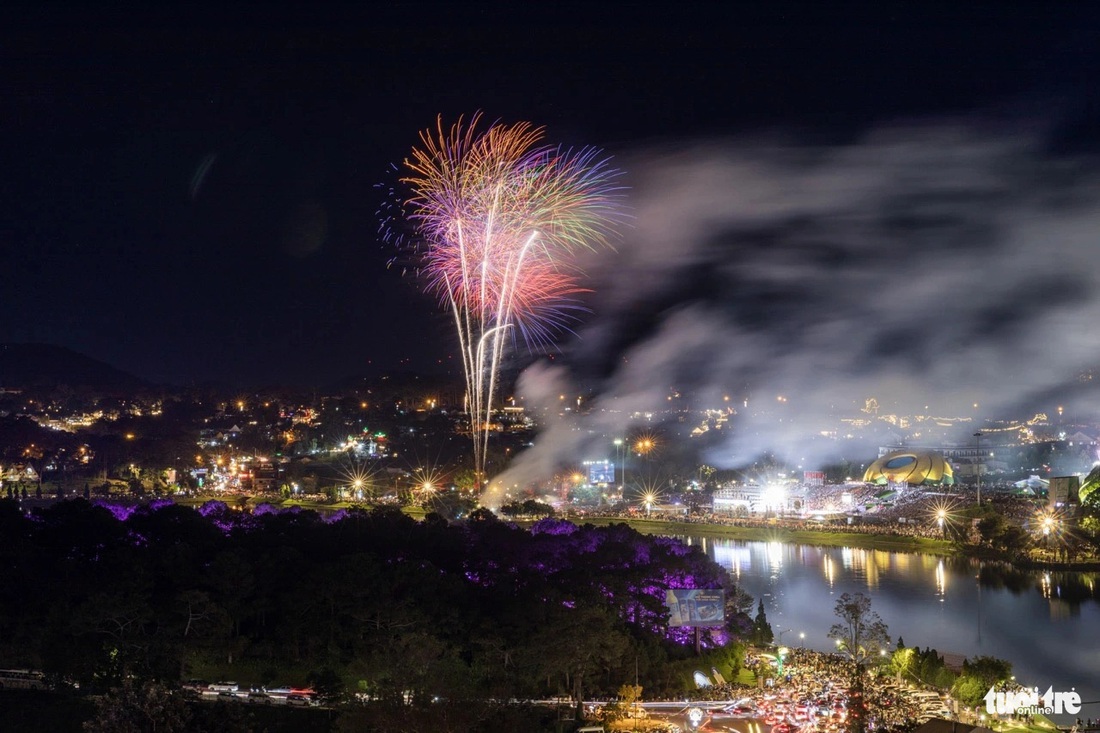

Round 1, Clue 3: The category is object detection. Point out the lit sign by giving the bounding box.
[586,460,615,485]
[665,589,725,627]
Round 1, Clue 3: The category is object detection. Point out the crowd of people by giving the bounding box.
[665,647,955,731]
[571,480,1056,546]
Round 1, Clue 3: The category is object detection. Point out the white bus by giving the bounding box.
[0,669,47,690]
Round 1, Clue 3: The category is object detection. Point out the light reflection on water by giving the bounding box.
[695,537,1100,709]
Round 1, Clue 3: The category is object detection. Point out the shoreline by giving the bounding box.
[564,516,1100,571]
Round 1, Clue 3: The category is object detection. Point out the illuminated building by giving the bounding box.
[863,450,954,486]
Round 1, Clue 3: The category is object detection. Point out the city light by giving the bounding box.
[760,484,787,513]
[928,498,958,540]
[411,464,447,507]
[338,462,377,503]
[633,432,659,457]
[1035,508,1061,538]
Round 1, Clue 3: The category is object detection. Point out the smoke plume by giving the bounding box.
[489,122,1100,501]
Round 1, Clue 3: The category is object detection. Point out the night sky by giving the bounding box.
[4,3,1100,390]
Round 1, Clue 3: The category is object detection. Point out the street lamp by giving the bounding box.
[1040,513,1057,552]
[799,632,805,648]
[614,438,625,494]
[937,508,947,539]
[973,432,983,507]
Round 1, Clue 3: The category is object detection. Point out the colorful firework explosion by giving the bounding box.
[400,113,623,486]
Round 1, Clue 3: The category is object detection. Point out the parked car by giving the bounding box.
[209,681,239,693]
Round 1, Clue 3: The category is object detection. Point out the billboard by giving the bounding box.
[1049,476,1080,508]
[587,460,615,485]
[665,589,725,627]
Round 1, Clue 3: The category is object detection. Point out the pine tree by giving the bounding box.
[753,599,773,645]
[828,593,890,733]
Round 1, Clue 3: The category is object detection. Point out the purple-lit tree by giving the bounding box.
[7,498,747,705]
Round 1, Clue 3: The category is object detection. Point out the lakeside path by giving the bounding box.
[569,516,961,556]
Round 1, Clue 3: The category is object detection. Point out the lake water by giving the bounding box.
[683,536,1100,718]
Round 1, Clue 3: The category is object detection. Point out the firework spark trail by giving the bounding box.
[401,114,623,490]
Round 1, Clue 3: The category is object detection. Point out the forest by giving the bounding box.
[0,498,751,731]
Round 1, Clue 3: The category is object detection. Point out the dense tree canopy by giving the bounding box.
[0,499,743,709]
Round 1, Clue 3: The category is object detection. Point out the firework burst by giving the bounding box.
[400,113,623,487]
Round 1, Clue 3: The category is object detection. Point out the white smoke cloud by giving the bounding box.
[489,122,1100,501]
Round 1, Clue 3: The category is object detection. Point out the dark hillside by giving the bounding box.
[0,344,147,390]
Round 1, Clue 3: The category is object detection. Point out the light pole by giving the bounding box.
[614,438,625,495]
[799,631,805,648]
[973,432,983,507]
[1041,514,1056,553]
[775,631,792,676]
[937,508,947,539]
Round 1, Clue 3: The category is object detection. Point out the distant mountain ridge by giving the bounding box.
[0,343,148,390]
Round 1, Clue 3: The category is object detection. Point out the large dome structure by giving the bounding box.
[863,450,954,486]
